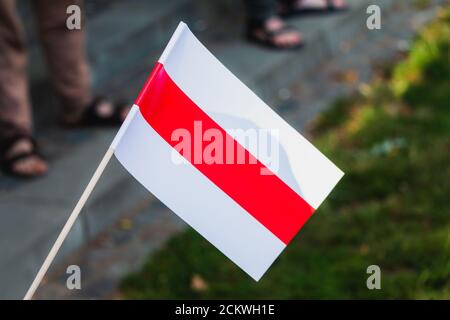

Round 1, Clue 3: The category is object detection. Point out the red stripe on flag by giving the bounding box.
[135,63,314,244]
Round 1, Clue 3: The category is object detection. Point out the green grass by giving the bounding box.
[120,7,450,299]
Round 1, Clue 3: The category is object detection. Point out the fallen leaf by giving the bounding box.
[191,274,209,292]
[118,218,133,230]
[332,70,359,84]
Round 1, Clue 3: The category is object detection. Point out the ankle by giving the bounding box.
[265,16,285,29]
[6,139,33,157]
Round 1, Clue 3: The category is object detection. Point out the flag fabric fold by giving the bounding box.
[112,22,344,281]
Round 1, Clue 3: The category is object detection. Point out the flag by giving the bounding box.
[111,22,344,281]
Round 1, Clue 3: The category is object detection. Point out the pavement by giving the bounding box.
[0,0,444,299]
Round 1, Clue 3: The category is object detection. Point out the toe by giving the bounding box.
[333,0,347,9]
[275,32,302,47]
[12,157,48,177]
[34,158,48,174]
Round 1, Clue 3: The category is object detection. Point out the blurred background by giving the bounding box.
[0,0,448,299]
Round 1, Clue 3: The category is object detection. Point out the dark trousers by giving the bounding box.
[244,0,277,25]
[244,0,292,25]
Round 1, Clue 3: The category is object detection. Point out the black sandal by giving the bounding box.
[66,96,130,127]
[0,131,46,178]
[280,0,348,17]
[246,21,304,50]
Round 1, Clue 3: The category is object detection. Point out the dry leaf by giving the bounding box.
[191,274,209,292]
[118,218,133,230]
[333,70,359,84]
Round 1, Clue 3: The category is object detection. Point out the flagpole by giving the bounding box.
[23,147,114,300]
[22,105,138,300]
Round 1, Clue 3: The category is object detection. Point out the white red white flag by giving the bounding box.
[111,22,344,281]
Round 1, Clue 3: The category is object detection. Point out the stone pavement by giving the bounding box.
[0,0,443,299]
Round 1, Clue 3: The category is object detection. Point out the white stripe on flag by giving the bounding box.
[114,108,286,281]
[113,22,344,280]
[159,22,344,209]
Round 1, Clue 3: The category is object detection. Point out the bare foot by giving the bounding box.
[64,99,131,126]
[91,100,130,121]
[252,17,303,48]
[293,0,347,10]
[279,0,347,14]
[5,139,48,177]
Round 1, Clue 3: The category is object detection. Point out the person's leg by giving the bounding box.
[243,0,303,49]
[244,0,277,25]
[34,0,130,126]
[0,0,32,134]
[0,0,47,177]
[33,0,92,122]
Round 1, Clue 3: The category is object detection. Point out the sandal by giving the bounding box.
[246,21,304,50]
[0,130,47,178]
[65,96,130,128]
[280,0,348,17]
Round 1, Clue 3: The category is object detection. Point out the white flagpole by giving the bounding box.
[24,147,114,300]
[23,20,184,299]
[23,105,138,300]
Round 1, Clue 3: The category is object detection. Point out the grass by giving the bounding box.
[120,6,450,299]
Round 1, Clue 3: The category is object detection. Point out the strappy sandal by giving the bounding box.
[0,132,47,178]
[246,21,304,50]
[65,96,130,128]
[280,0,349,17]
